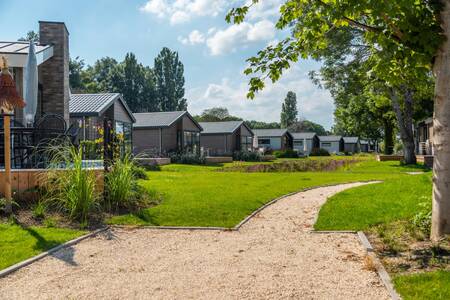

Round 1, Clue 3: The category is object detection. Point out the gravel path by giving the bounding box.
[0,183,390,300]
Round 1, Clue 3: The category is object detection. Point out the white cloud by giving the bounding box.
[186,65,334,129]
[170,10,191,25]
[178,30,205,45]
[140,0,168,18]
[140,0,226,25]
[247,20,276,41]
[205,21,275,55]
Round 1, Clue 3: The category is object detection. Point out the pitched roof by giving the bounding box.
[319,135,343,142]
[360,140,369,145]
[69,93,136,122]
[291,132,317,140]
[343,137,360,144]
[253,129,290,138]
[199,121,253,135]
[133,111,202,130]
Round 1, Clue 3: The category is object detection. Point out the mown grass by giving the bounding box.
[393,271,450,300]
[108,159,427,228]
[0,223,85,270]
[314,174,432,230]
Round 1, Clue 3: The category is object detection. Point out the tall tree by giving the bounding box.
[154,47,187,111]
[280,91,298,128]
[227,0,450,238]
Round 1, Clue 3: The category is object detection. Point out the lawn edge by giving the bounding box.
[111,181,381,230]
[357,231,402,300]
[0,227,109,279]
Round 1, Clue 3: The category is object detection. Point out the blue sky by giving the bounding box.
[1,0,334,129]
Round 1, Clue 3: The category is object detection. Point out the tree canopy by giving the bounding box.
[195,107,242,122]
[69,48,186,113]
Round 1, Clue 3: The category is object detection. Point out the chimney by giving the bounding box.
[38,21,70,123]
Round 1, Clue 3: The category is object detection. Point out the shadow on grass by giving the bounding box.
[134,209,160,226]
[20,225,78,266]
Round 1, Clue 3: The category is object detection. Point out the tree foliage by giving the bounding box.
[69,48,186,113]
[289,120,327,136]
[195,107,242,122]
[280,91,298,128]
[154,47,187,111]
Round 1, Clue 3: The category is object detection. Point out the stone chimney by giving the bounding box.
[38,21,70,123]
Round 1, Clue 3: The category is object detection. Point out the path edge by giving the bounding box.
[0,227,109,279]
[357,231,402,300]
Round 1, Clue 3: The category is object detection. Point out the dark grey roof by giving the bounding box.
[343,137,360,144]
[69,93,135,122]
[0,41,51,55]
[253,129,290,138]
[319,135,343,142]
[199,121,253,135]
[291,132,317,140]
[134,111,202,130]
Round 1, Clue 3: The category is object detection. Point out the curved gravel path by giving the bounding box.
[0,183,390,299]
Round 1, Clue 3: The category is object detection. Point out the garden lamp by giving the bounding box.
[0,56,26,214]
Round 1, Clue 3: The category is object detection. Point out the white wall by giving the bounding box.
[293,139,314,155]
[320,141,340,154]
[258,137,282,150]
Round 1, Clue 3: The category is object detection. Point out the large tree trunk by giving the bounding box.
[390,87,417,164]
[431,0,450,240]
[383,119,394,155]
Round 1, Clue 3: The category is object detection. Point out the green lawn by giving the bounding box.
[393,271,450,300]
[109,159,428,228]
[0,224,85,270]
[314,173,432,230]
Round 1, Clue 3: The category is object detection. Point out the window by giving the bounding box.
[115,121,132,157]
[321,142,332,147]
[294,140,304,147]
[184,131,200,153]
[258,139,270,145]
[241,136,253,151]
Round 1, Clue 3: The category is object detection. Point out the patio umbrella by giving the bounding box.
[0,56,26,214]
[24,41,38,126]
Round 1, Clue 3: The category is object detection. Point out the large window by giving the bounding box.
[241,136,253,151]
[115,121,132,157]
[258,138,270,145]
[184,131,200,153]
[321,142,332,147]
[294,140,304,147]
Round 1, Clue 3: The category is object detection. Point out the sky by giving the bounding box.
[0,0,335,129]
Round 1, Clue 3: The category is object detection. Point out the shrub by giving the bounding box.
[170,151,206,165]
[105,154,135,211]
[233,151,262,162]
[274,149,299,158]
[310,148,330,156]
[43,144,99,224]
[412,196,432,236]
[132,164,149,180]
[32,202,46,219]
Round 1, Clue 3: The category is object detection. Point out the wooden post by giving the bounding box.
[4,114,12,214]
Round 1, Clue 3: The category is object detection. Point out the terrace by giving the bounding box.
[0,22,129,194]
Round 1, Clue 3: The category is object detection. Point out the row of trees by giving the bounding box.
[69,48,187,112]
[227,0,450,238]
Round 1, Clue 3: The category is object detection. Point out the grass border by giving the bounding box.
[0,227,109,279]
[357,231,402,300]
[0,182,384,281]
